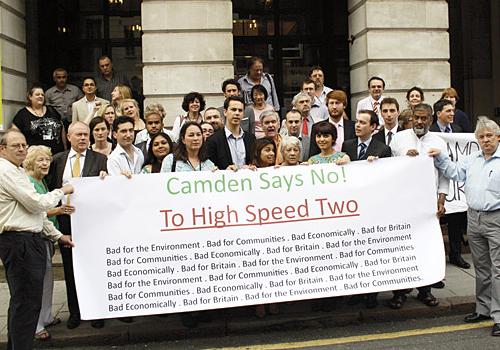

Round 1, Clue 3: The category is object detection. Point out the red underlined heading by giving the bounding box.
[160,212,361,232]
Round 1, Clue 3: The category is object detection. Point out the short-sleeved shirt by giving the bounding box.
[308,151,346,164]
[13,107,65,155]
[45,84,83,121]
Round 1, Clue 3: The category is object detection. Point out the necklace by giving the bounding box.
[30,106,45,117]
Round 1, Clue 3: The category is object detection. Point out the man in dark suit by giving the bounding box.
[430,99,463,133]
[47,121,107,329]
[308,90,355,158]
[206,96,255,170]
[373,97,403,145]
[342,110,391,161]
[342,110,391,309]
[431,99,469,270]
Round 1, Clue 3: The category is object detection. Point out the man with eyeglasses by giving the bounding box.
[72,77,109,123]
[0,129,74,350]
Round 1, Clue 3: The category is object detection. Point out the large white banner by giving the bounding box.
[71,156,445,320]
[432,132,479,213]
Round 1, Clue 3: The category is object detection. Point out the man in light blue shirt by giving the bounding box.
[429,116,500,336]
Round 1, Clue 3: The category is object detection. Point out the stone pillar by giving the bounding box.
[348,0,450,115]
[0,0,27,130]
[142,0,234,126]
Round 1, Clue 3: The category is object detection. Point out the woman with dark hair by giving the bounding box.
[252,138,276,168]
[161,121,215,173]
[89,116,113,156]
[12,84,67,154]
[308,121,350,165]
[245,84,274,139]
[160,122,214,328]
[142,132,173,173]
[406,86,424,109]
[171,92,206,142]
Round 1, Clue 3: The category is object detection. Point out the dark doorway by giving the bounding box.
[232,0,349,110]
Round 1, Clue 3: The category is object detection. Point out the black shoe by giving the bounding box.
[366,294,378,309]
[118,317,134,323]
[492,324,500,336]
[91,319,105,328]
[386,294,406,310]
[431,281,445,289]
[450,257,471,269]
[417,291,439,307]
[464,313,491,323]
[66,314,81,329]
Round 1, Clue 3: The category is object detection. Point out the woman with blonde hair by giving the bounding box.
[23,146,74,340]
[111,84,132,116]
[120,98,146,134]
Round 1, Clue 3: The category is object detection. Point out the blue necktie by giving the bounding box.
[358,143,367,159]
[445,126,451,133]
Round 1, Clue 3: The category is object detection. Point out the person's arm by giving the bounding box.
[1,169,72,214]
[429,149,469,183]
[106,156,122,176]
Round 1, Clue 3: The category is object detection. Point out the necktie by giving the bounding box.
[373,101,379,115]
[302,117,309,136]
[358,143,367,159]
[387,131,393,145]
[445,126,451,133]
[72,153,81,177]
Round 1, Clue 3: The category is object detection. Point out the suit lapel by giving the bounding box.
[82,150,93,177]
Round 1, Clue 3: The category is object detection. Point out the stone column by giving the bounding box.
[142,0,234,126]
[348,0,450,115]
[0,0,27,130]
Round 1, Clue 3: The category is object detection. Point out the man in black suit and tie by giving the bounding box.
[341,110,391,309]
[47,121,107,329]
[206,96,255,170]
[342,110,391,161]
[308,90,356,158]
[430,99,463,133]
[373,97,403,146]
[430,99,469,270]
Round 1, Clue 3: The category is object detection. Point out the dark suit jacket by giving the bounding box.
[136,141,148,160]
[205,128,255,169]
[47,149,108,235]
[373,126,403,145]
[430,122,462,133]
[308,118,356,159]
[341,138,392,161]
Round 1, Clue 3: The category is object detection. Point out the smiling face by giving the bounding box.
[437,104,455,125]
[412,109,432,137]
[29,88,45,108]
[204,109,223,130]
[182,124,203,153]
[188,98,201,114]
[369,79,384,100]
[315,133,334,152]
[33,153,51,178]
[259,144,276,167]
[114,122,135,148]
[408,90,422,106]
[151,135,170,160]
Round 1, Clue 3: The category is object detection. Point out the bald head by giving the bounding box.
[67,121,90,153]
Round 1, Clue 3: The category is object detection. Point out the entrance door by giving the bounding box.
[233,0,349,111]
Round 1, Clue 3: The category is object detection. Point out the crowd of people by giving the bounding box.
[1,55,499,350]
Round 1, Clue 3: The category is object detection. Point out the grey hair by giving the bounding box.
[23,145,52,172]
[0,129,25,146]
[291,92,311,107]
[280,135,302,155]
[259,109,279,122]
[68,121,90,135]
[475,116,500,137]
[413,103,433,116]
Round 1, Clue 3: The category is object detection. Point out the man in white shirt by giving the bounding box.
[373,97,402,145]
[0,129,73,349]
[107,116,144,176]
[356,76,386,125]
[309,66,333,104]
[135,103,175,159]
[388,103,450,309]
